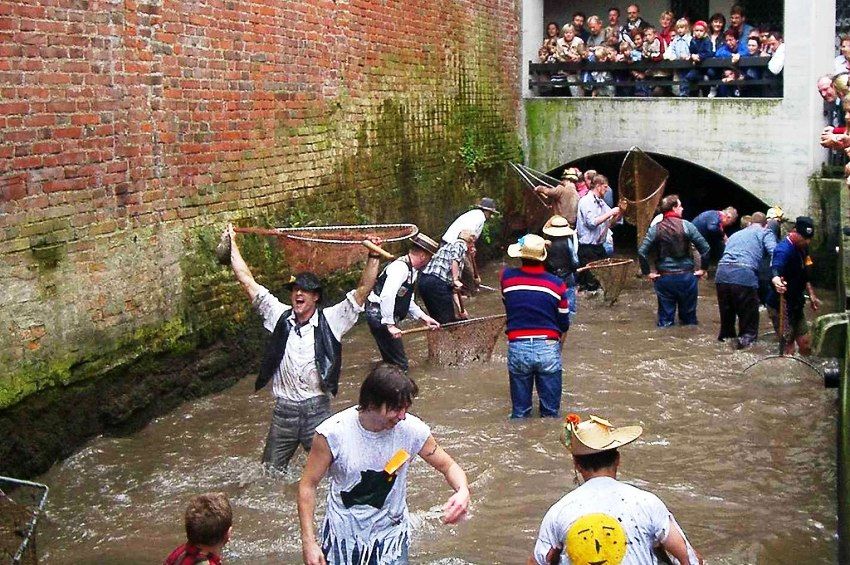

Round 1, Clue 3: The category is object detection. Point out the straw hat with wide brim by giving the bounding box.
[410,233,440,255]
[507,234,548,261]
[568,415,643,456]
[542,215,575,237]
[561,167,581,182]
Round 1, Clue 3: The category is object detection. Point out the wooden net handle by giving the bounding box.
[362,240,394,260]
[399,325,438,336]
[233,226,281,237]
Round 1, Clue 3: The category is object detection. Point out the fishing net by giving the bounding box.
[583,258,634,305]
[510,163,555,233]
[618,147,668,241]
[0,477,48,565]
[425,314,506,366]
[235,224,418,276]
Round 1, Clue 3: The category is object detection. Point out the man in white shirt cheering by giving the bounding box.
[224,223,381,471]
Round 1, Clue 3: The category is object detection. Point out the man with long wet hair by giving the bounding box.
[298,364,470,565]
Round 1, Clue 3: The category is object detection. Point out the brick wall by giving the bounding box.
[0,0,521,408]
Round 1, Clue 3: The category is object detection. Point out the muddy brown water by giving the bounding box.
[37,263,838,563]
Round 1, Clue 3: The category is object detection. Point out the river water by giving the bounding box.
[37,263,838,563]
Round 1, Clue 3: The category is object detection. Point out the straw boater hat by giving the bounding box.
[542,215,576,237]
[564,415,643,456]
[409,233,439,255]
[766,206,785,221]
[507,234,549,262]
[476,197,499,214]
[561,167,581,182]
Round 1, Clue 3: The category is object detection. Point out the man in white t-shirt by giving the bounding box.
[441,197,498,244]
[224,224,382,471]
[529,414,702,565]
[299,364,470,565]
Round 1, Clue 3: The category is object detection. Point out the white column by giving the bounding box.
[521,0,544,99]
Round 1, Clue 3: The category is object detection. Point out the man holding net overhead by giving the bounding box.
[223,223,382,471]
[365,233,442,371]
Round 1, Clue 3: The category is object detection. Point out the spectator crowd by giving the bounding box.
[537,3,784,97]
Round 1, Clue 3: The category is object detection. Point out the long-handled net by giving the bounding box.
[402,314,506,366]
[232,224,418,276]
[0,476,49,565]
[510,163,555,233]
[618,147,668,241]
[427,314,506,365]
[578,258,634,305]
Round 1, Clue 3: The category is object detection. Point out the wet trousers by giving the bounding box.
[654,272,698,327]
[507,339,562,418]
[715,283,760,343]
[262,395,331,470]
[365,305,409,371]
[418,273,457,324]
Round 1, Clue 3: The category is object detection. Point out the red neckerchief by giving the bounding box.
[663,210,681,219]
[520,263,546,274]
[787,232,808,251]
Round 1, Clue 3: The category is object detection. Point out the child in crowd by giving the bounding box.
[590,46,615,97]
[642,26,667,95]
[687,20,714,96]
[721,68,742,97]
[664,18,692,96]
[630,31,649,96]
[164,493,233,565]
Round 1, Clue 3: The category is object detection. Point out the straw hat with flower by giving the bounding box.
[559,414,643,456]
[507,234,549,262]
[542,215,576,238]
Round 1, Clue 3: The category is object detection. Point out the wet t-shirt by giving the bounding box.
[533,476,695,565]
[317,406,430,565]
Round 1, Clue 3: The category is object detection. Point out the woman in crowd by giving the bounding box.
[658,10,675,49]
[556,23,587,97]
[708,13,727,53]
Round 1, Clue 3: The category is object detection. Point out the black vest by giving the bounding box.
[545,236,579,284]
[255,308,342,396]
[373,257,415,322]
[656,217,688,260]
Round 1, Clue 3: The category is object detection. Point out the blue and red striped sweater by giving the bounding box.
[500,264,570,341]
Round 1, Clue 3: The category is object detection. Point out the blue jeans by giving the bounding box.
[507,339,562,418]
[654,272,698,327]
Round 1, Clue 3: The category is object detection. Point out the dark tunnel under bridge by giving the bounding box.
[551,151,770,250]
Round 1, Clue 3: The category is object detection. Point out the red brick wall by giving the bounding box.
[0,0,520,407]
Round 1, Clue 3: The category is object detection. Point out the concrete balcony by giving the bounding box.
[519,0,837,218]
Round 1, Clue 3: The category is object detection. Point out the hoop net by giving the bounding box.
[618,147,668,240]
[584,258,634,305]
[0,477,48,565]
[510,163,555,232]
[425,314,506,366]
[274,224,418,276]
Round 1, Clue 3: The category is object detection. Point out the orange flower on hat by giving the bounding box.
[565,413,581,427]
[559,413,581,450]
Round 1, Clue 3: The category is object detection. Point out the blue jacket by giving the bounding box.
[692,210,724,240]
[715,41,747,58]
[715,225,777,288]
[689,36,714,61]
[766,237,809,311]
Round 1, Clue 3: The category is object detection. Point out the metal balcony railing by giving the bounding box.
[528,57,782,98]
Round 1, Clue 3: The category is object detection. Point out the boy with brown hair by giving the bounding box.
[164,492,233,565]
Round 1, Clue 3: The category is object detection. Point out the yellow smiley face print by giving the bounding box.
[566,513,627,565]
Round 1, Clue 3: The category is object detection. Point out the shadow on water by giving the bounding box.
[37,263,837,563]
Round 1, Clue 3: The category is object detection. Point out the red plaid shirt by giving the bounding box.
[163,543,222,565]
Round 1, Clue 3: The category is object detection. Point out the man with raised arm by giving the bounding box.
[528,414,702,565]
[298,364,470,565]
[223,223,381,471]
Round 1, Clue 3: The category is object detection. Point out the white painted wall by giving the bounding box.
[522,0,837,218]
